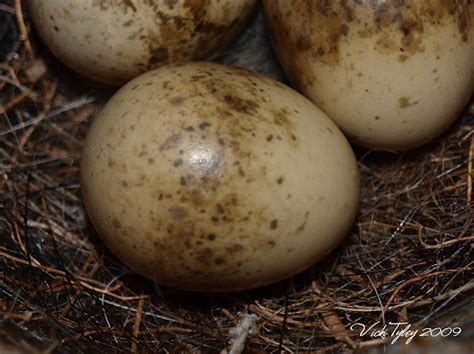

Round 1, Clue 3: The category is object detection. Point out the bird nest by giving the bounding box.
[0,3,473,353]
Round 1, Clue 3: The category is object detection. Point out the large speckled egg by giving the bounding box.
[80,62,360,292]
[29,0,256,85]
[263,1,473,150]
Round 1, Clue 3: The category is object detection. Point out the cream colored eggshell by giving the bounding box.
[30,0,256,85]
[264,1,474,150]
[80,62,360,292]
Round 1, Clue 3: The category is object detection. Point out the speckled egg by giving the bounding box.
[29,0,256,85]
[263,1,473,150]
[80,62,360,292]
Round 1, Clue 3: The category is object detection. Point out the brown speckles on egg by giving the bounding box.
[399,54,409,62]
[216,204,225,214]
[174,158,184,167]
[81,62,360,292]
[207,233,217,240]
[195,248,214,265]
[237,167,245,177]
[399,96,419,108]
[148,47,169,67]
[273,110,292,128]
[214,257,226,265]
[223,94,260,114]
[198,121,211,130]
[190,74,207,81]
[170,96,185,105]
[179,176,188,186]
[159,133,182,150]
[226,244,244,253]
[180,187,208,207]
[112,218,122,228]
[340,23,349,36]
[271,109,299,144]
[270,219,278,230]
[296,211,309,234]
[31,0,257,84]
[264,0,473,150]
[107,159,117,168]
[121,0,137,12]
[264,0,472,70]
[165,0,178,9]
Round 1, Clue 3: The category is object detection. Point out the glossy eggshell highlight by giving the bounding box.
[264,0,474,150]
[30,0,256,85]
[80,62,360,292]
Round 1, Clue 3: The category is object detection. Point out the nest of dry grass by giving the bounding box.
[0,2,473,353]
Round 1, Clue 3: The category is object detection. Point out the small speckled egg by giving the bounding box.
[29,0,256,85]
[80,62,360,292]
[263,0,473,150]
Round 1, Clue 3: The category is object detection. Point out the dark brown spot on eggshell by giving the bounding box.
[207,233,217,240]
[170,96,185,105]
[199,121,211,130]
[399,96,419,108]
[112,218,122,229]
[159,133,182,151]
[270,219,278,230]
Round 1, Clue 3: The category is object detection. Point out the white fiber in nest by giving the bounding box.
[221,313,259,354]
